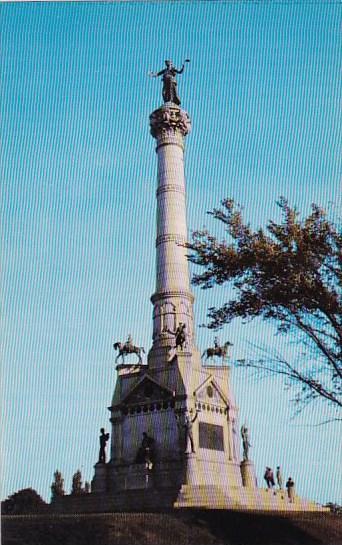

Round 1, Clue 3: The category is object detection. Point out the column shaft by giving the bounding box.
[150,105,194,348]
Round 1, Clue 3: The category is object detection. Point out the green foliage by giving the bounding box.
[187,198,341,410]
[71,469,83,495]
[1,488,48,515]
[70,469,89,496]
[51,469,65,501]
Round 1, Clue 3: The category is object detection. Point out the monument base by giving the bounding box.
[91,462,108,494]
[174,485,327,511]
[184,453,197,485]
[52,482,328,513]
[52,457,328,514]
[240,460,257,488]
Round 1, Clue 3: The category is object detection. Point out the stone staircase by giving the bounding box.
[53,486,181,513]
[174,485,328,512]
[53,485,327,514]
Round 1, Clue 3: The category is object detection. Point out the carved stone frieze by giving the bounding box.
[150,106,191,139]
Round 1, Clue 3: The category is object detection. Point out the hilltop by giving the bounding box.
[2,510,342,545]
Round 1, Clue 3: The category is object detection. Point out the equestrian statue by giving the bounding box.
[113,334,145,365]
[201,337,233,362]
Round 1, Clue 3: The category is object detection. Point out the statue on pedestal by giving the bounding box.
[241,424,251,461]
[166,322,187,353]
[174,322,187,350]
[201,339,233,362]
[149,59,190,105]
[99,428,110,463]
[184,410,198,453]
[113,335,145,364]
[136,432,155,470]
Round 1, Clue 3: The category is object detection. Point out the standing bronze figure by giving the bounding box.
[166,322,187,350]
[241,424,251,461]
[149,59,190,105]
[99,428,110,464]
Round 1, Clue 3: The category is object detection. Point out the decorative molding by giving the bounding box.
[156,184,185,197]
[151,290,194,305]
[120,399,176,416]
[193,376,229,405]
[196,401,228,415]
[155,233,187,246]
[150,106,191,139]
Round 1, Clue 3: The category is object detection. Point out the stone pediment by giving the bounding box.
[194,376,229,407]
[120,375,174,406]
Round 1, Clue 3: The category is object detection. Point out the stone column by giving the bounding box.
[149,105,194,351]
[227,407,240,462]
[226,414,234,461]
[110,414,123,463]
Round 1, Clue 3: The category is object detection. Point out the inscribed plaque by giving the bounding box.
[199,422,224,451]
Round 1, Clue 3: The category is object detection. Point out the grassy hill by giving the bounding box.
[2,510,342,545]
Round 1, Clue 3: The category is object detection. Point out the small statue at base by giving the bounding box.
[241,424,251,461]
[98,428,110,463]
[136,432,155,470]
[183,410,198,453]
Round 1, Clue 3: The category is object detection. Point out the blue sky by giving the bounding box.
[2,2,341,504]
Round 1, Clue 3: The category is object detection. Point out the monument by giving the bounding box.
[91,59,245,508]
[53,62,326,513]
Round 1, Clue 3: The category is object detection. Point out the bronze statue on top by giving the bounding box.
[201,339,233,362]
[149,59,190,105]
[113,334,145,364]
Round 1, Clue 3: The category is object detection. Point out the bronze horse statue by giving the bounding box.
[201,341,233,362]
[113,341,145,365]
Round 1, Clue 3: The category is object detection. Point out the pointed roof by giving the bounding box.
[120,373,175,405]
[193,375,229,406]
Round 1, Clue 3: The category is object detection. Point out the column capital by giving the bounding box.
[149,104,191,140]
